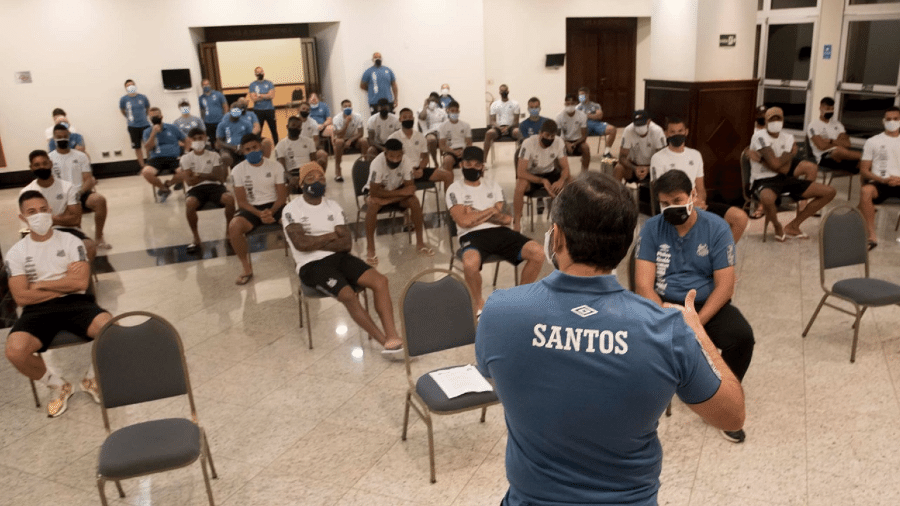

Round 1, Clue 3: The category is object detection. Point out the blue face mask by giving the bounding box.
[203,85,211,93]
[303,180,327,198]
[230,108,242,118]
[343,107,352,116]
[528,108,540,117]
[449,113,460,121]
[245,150,263,165]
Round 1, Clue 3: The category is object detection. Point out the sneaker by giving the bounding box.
[47,383,74,418]
[603,150,613,159]
[186,243,201,254]
[157,188,171,203]
[334,175,344,182]
[721,429,746,443]
[81,378,100,404]
[536,198,545,215]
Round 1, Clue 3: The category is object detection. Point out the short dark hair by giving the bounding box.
[385,138,403,152]
[52,108,66,117]
[18,190,47,210]
[148,106,161,114]
[540,119,557,134]
[528,96,540,105]
[550,172,637,270]
[240,133,261,146]
[462,146,484,162]
[429,92,440,100]
[53,124,70,133]
[820,97,835,107]
[124,79,134,86]
[578,86,590,95]
[341,99,351,107]
[29,149,49,164]
[564,93,577,102]
[377,98,390,106]
[178,99,190,107]
[653,169,693,198]
[188,127,206,137]
[399,107,413,116]
[447,100,460,109]
[887,106,900,115]
[664,116,685,130]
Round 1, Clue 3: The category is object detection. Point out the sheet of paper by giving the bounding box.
[429,365,494,399]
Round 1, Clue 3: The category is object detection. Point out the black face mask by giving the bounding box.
[256,74,264,80]
[755,117,766,126]
[667,134,686,147]
[151,116,162,125]
[662,202,692,226]
[401,119,414,129]
[386,158,402,169]
[56,139,70,150]
[462,168,482,182]
[540,137,554,147]
[500,91,508,99]
[379,110,389,119]
[299,110,310,118]
[33,168,52,180]
[374,59,382,67]
[288,127,301,139]
[824,111,834,120]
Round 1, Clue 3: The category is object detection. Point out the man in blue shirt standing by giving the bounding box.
[199,78,228,141]
[360,52,398,114]
[249,66,278,143]
[635,169,754,443]
[119,79,150,167]
[141,107,187,202]
[477,171,745,506]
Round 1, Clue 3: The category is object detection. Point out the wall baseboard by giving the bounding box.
[0,160,141,190]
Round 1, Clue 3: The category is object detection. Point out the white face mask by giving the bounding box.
[543,226,558,269]
[126,85,137,94]
[27,212,53,236]
[885,120,900,133]
[767,121,783,134]
[565,105,577,114]
[634,124,649,136]
[441,88,449,96]
[180,106,190,115]
[428,101,437,110]
[191,140,206,152]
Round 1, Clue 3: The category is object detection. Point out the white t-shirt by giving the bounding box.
[650,147,704,186]
[367,114,401,146]
[862,132,900,179]
[231,158,285,206]
[275,137,316,171]
[621,122,667,166]
[22,178,78,219]
[281,197,347,271]
[388,129,428,168]
[749,129,795,183]
[556,110,587,141]
[490,99,521,126]
[49,150,91,194]
[418,106,447,134]
[438,120,472,150]
[806,118,847,161]
[179,149,224,190]
[297,117,319,140]
[333,112,364,137]
[518,135,565,175]
[5,230,88,293]
[446,178,505,236]
[364,152,414,192]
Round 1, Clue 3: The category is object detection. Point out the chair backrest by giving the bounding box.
[93,312,190,410]
[351,158,371,199]
[820,204,868,272]
[739,148,753,203]
[400,269,476,357]
[627,243,638,292]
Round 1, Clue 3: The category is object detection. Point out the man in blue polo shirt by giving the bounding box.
[199,78,228,141]
[141,107,187,202]
[216,104,255,168]
[119,79,150,167]
[635,169,754,443]
[360,52,398,113]
[249,66,278,143]
[477,171,745,506]
[518,97,548,141]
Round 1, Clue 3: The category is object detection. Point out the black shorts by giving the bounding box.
[866,182,900,205]
[752,174,812,201]
[488,126,516,140]
[56,227,88,241]
[415,167,437,183]
[819,152,860,174]
[565,140,588,156]
[79,190,94,211]
[148,156,180,174]
[236,203,284,230]
[127,126,146,149]
[298,251,371,297]
[706,202,730,218]
[204,122,219,143]
[459,227,532,269]
[786,156,804,177]
[526,168,562,194]
[444,151,462,167]
[10,294,107,353]
[186,184,228,208]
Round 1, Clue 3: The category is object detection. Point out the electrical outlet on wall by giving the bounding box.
[102,152,110,158]
[114,150,122,156]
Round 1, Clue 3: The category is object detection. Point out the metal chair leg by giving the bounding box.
[666,402,672,417]
[304,297,313,349]
[401,392,412,441]
[97,479,109,506]
[850,309,863,363]
[802,294,829,336]
[492,262,500,288]
[199,449,216,506]
[30,378,40,407]
[480,406,487,422]
[426,416,436,483]
[115,480,125,498]
[203,429,218,479]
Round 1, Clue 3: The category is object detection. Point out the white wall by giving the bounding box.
[649,0,699,81]
[694,0,756,81]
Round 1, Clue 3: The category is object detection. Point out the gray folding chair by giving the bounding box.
[802,205,900,362]
[93,311,217,505]
[297,279,369,349]
[740,149,804,242]
[399,269,500,483]
[351,158,413,242]
[523,186,552,232]
[446,219,519,288]
[415,176,443,226]
[246,222,289,270]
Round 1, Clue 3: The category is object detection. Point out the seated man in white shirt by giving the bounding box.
[228,134,288,285]
[858,106,900,249]
[438,100,473,172]
[417,92,447,166]
[750,107,835,240]
[367,98,401,158]
[615,110,667,183]
[332,99,369,182]
[448,147,544,312]
[6,190,111,417]
[807,96,860,175]
[513,120,571,231]
[556,93,591,173]
[282,162,404,359]
[389,108,454,191]
[650,117,749,243]
[363,139,434,264]
[484,84,522,162]
[50,124,111,250]
[181,128,235,253]
[276,116,319,193]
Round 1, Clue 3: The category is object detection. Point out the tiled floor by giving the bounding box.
[2,140,900,505]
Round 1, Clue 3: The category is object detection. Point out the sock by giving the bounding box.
[38,368,65,388]
[83,364,95,381]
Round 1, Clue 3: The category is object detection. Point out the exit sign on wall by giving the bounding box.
[719,34,736,47]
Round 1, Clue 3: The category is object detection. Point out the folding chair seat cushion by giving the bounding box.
[415,366,499,412]
[98,418,200,478]
[832,278,900,306]
[49,330,92,347]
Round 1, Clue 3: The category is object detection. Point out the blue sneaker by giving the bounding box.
[157,188,171,203]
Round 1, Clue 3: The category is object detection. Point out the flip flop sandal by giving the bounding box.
[235,273,254,285]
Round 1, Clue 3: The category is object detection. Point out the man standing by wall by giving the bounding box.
[360,52,398,114]
[249,66,278,143]
[119,79,150,167]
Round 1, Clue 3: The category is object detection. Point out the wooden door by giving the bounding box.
[198,42,221,90]
[566,18,637,125]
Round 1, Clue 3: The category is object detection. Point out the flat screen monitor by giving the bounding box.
[545,53,565,68]
[161,68,192,90]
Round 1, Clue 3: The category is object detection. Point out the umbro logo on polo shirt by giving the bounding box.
[56,194,63,200]
[571,305,598,318]
[57,250,65,257]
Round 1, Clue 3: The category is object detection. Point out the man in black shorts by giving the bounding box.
[858,106,900,249]
[6,191,112,417]
[180,128,235,253]
[141,107,187,203]
[513,119,571,231]
[446,147,544,312]
[119,79,150,167]
[282,162,404,359]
